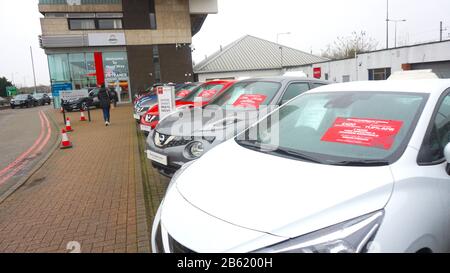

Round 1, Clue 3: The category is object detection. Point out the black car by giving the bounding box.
[61,88,118,112]
[89,88,118,108]
[33,93,51,106]
[10,94,38,109]
[61,96,93,112]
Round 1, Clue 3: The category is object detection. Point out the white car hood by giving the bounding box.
[176,140,395,238]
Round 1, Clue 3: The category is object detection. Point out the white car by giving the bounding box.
[152,79,450,253]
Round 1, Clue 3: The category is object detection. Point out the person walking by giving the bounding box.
[98,84,112,126]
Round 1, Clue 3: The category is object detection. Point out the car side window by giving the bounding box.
[280,82,310,105]
[418,94,450,164]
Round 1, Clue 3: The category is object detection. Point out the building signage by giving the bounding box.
[313,67,322,79]
[88,33,126,47]
[157,86,176,120]
[66,0,81,5]
[60,89,89,101]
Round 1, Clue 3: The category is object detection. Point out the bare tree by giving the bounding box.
[322,31,379,59]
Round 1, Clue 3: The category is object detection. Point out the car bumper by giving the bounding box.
[153,185,283,253]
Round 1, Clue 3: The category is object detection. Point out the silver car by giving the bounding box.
[146,77,329,176]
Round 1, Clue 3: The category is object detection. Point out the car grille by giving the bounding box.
[168,234,195,253]
[154,131,193,148]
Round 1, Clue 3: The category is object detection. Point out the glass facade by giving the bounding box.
[48,51,130,103]
[103,52,130,103]
[39,0,121,4]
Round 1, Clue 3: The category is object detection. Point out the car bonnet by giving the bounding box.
[173,140,395,238]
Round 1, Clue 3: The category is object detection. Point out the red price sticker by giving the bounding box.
[232,94,267,108]
[321,117,403,150]
[198,89,218,99]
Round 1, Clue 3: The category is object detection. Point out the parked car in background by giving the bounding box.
[10,94,38,109]
[133,83,203,123]
[146,77,328,176]
[152,78,450,253]
[89,88,118,108]
[33,93,51,105]
[139,80,236,132]
[0,97,8,107]
[62,96,93,112]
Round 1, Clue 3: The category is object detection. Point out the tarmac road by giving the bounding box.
[0,106,57,198]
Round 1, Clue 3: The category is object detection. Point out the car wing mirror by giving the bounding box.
[444,143,450,175]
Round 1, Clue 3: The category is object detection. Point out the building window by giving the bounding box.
[342,75,350,82]
[69,19,96,30]
[149,0,157,29]
[324,73,329,81]
[68,16,123,30]
[98,19,123,29]
[368,68,391,80]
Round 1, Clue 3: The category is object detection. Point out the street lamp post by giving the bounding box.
[276,32,291,70]
[276,32,291,44]
[391,19,407,48]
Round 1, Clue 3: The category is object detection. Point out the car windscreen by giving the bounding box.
[34,94,44,98]
[181,83,225,102]
[14,95,28,100]
[211,81,281,108]
[236,91,428,165]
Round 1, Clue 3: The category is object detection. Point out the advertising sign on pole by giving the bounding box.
[157,86,176,120]
[51,82,73,109]
[59,89,89,101]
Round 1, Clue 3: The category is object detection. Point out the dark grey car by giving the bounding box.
[146,76,330,177]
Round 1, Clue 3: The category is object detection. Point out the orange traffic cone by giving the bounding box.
[65,117,73,132]
[80,111,87,121]
[60,129,73,149]
[60,106,64,113]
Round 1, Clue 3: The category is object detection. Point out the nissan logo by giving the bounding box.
[108,35,118,44]
[159,134,166,143]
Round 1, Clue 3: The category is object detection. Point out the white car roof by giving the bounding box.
[312,79,450,95]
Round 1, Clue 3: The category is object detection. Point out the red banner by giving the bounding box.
[232,94,267,108]
[321,117,403,150]
[94,52,105,86]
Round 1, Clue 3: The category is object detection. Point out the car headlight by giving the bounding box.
[202,136,216,143]
[254,210,384,253]
[187,141,204,158]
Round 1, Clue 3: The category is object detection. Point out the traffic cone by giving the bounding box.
[65,117,73,132]
[80,111,87,121]
[60,106,64,113]
[60,129,73,149]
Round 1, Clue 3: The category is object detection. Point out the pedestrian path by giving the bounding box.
[0,105,150,253]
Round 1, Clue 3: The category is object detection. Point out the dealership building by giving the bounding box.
[195,37,450,82]
[38,0,217,105]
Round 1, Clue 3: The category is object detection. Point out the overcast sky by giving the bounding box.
[1,0,449,87]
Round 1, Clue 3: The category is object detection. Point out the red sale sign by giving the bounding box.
[321,117,403,150]
[177,89,191,98]
[198,89,218,99]
[232,94,267,108]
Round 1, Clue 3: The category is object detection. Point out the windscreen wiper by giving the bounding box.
[269,148,324,164]
[330,159,389,166]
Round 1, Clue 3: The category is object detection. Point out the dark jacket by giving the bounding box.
[98,88,111,108]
